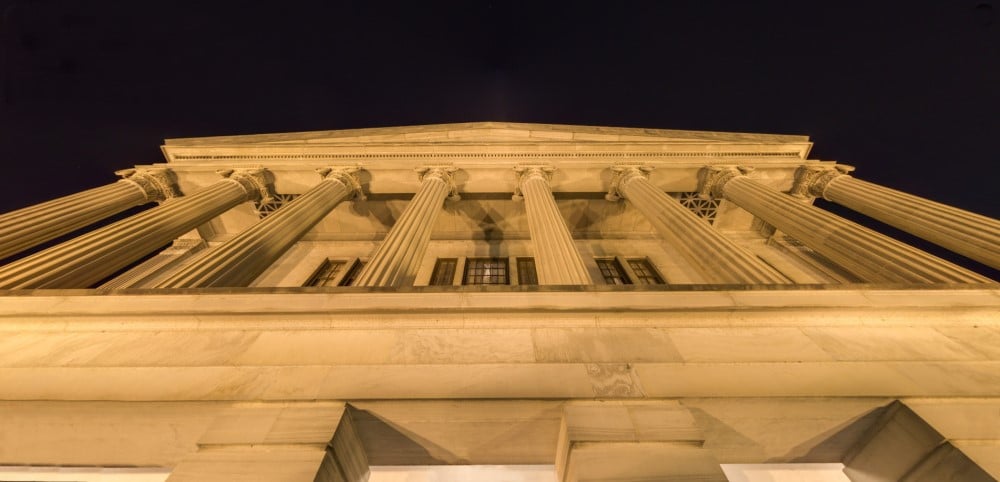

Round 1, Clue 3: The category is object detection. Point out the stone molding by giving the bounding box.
[317,166,366,201]
[115,168,179,202]
[415,165,460,201]
[217,167,272,203]
[790,164,856,199]
[605,163,654,202]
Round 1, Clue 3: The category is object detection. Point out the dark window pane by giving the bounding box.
[305,259,346,287]
[626,258,664,285]
[517,258,538,285]
[463,258,509,285]
[430,258,458,286]
[596,258,631,285]
[339,260,365,286]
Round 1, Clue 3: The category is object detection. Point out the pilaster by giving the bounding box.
[556,401,726,482]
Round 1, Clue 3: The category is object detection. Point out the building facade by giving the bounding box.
[0,122,998,481]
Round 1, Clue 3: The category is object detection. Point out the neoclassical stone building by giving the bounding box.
[0,123,997,481]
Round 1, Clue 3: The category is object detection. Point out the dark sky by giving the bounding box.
[0,1,997,275]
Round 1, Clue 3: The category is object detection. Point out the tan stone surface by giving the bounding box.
[667,327,833,362]
[165,445,326,482]
[682,398,889,463]
[801,326,989,361]
[1,122,998,480]
[564,442,727,482]
[532,327,683,363]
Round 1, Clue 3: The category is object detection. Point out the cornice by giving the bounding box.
[0,287,995,331]
[163,122,812,146]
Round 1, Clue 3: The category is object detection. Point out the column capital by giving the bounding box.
[415,165,460,201]
[217,168,272,203]
[512,163,556,201]
[605,163,653,202]
[790,164,855,199]
[697,165,753,198]
[316,166,366,201]
[115,168,179,202]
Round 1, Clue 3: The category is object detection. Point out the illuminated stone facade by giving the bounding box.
[0,123,998,481]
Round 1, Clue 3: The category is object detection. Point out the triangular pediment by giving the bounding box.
[164,122,809,146]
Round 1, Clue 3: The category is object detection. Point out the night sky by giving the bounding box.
[0,1,997,276]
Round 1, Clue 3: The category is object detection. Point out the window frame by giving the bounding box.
[515,257,538,285]
[461,257,511,285]
[429,258,460,286]
[623,257,665,285]
[303,257,365,287]
[595,257,632,285]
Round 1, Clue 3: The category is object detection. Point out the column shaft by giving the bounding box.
[518,167,592,285]
[0,171,264,289]
[157,169,358,288]
[817,174,1000,270]
[713,171,990,283]
[615,168,788,284]
[0,169,175,260]
[353,168,455,287]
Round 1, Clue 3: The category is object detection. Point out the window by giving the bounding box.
[596,258,631,285]
[304,259,365,287]
[626,258,664,284]
[305,259,346,287]
[430,258,458,286]
[463,258,509,285]
[516,258,538,285]
[339,260,365,286]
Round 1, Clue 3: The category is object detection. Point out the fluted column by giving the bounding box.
[0,168,178,260]
[701,166,992,283]
[353,166,459,287]
[157,167,363,288]
[0,168,270,289]
[513,165,593,285]
[607,164,788,284]
[792,164,1000,270]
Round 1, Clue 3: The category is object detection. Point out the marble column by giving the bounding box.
[701,166,991,283]
[157,167,362,288]
[0,168,270,289]
[514,165,592,285]
[792,164,1000,270]
[353,166,459,288]
[607,164,788,284]
[0,168,178,260]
